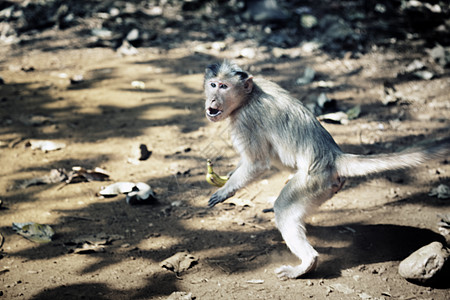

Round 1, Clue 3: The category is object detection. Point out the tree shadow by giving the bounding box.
[30,273,180,300]
[5,0,449,59]
[0,53,212,144]
[309,223,450,287]
[2,165,450,298]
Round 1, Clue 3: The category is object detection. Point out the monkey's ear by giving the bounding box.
[235,71,249,80]
[243,76,253,94]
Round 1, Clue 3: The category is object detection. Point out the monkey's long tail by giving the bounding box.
[336,138,449,178]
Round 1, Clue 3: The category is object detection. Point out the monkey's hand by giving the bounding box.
[208,189,235,207]
[208,159,266,207]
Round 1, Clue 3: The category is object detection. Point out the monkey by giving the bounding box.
[203,60,449,280]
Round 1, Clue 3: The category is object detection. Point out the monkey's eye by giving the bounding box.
[210,83,217,88]
[220,84,228,89]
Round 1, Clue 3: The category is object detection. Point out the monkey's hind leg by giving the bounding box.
[273,173,334,279]
[274,204,318,279]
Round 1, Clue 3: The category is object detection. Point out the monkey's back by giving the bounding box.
[231,78,342,173]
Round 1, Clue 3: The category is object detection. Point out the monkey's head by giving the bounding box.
[204,60,253,122]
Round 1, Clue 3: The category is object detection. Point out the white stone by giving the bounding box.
[398,241,449,282]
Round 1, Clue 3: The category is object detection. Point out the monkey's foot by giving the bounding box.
[275,259,317,280]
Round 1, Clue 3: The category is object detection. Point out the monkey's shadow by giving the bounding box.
[293,223,449,286]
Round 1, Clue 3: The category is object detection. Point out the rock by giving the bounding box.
[131,81,145,90]
[272,47,286,58]
[109,7,120,17]
[211,41,226,51]
[413,70,434,80]
[0,5,15,19]
[126,28,139,41]
[398,241,449,283]
[0,21,18,44]
[382,81,403,105]
[244,0,289,23]
[27,140,66,152]
[91,28,113,39]
[99,182,137,196]
[70,74,84,84]
[246,279,264,284]
[138,144,152,160]
[318,111,349,125]
[438,214,450,245]
[428,44,450,67]
[300,14,318,29]
[319,15,358,49]
[117,40,138,56]
[239,48,256,59]
[300,41,322,53]
[295,67,315,85]
[304,92,335,116]
[404,59,425,73]
[125,182,158,205]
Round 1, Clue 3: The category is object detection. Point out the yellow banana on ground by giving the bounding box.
[206,159,229,187]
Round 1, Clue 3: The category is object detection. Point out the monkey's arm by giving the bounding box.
[208,158,269,207]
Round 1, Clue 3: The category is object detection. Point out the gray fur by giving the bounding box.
[204,60,449,279]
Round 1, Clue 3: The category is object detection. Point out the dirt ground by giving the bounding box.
[1,2,450,300]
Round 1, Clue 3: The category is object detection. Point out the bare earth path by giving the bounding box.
[1,2,450,299]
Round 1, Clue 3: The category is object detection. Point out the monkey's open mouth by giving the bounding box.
[207,108,222,117]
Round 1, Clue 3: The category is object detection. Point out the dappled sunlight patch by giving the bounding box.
[142,105,193,121]
[137,234,183,252]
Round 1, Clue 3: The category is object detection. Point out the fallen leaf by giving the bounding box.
[346,105,361,120]
[73,243,105,254]
[438,213,450,227]
[20,168,67,188]
[20,115,53,126]
[12,222,55,243]
[429,184,450,199]
[65,232,124,254]
[66,166,110,183]
[329,283,354,295]
[160,252,198,274]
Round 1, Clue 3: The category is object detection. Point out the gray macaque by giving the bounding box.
[203,60,448,279]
